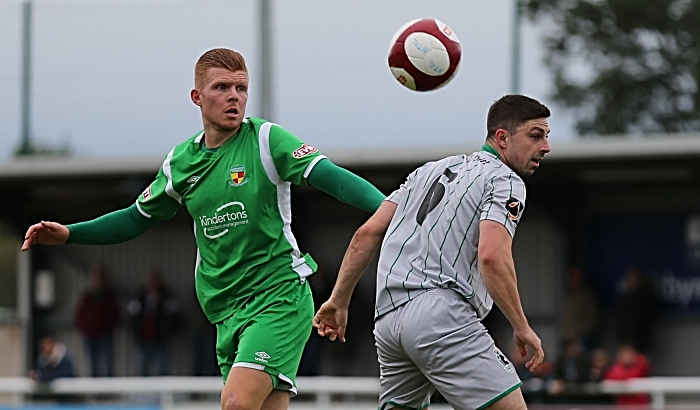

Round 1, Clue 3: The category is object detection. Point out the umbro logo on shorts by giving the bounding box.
[255,351,270,363]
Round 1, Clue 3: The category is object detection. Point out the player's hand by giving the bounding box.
[513,327,544,371]
[21,221,70,251]
[312,297,348,343]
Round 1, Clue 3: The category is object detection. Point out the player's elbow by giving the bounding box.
[477,244,504,271]
[478,251,499,271]
[355,222,384,242]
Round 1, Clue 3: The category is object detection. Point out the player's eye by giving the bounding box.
[236,85,248,93]
[216,84,227,91]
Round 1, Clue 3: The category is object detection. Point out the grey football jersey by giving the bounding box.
[375,149,526,319]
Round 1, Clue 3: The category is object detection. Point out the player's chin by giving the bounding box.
[524,162,542,176]
[216,119,242,133]
[519,168,536,178]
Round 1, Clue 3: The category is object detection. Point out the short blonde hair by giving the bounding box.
[194,48,248,87]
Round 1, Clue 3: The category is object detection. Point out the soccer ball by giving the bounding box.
[387,18,461,92]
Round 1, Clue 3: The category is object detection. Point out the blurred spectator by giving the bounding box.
[548,338,591,397]
[588,348,610,383]
[615,266,657,353]
[30,334,76,382]
[555,338,591,383]
[604,343,651,406]
[74,265,120,377]
[560,267,599,349]
[127,268,181,376]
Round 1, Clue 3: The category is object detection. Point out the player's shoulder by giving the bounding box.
[439,154,468,168]
[401,155,464,187]
[418,154,465,171]
[244,117,295,137]
[244,116,268,129]
[407,155,462,179]
[246,116,287,132]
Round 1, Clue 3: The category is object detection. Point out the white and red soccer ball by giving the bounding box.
[388,18,461,92]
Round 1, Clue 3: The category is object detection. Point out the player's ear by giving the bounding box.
[191,89,202,106]
[495,129,508,149]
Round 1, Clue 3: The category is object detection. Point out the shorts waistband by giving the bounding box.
[421,287,464,300]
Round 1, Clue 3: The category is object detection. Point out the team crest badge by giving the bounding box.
[229,165,249,187]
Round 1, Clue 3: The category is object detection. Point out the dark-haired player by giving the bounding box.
[315,94,550,410]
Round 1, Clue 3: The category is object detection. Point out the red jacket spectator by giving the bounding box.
[604,344,651,405]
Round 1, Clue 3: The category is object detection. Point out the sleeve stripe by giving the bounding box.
[135,200,152,219]
[302,155,327,179]
[162,149,182,204]
[385,190,401,204]
[259,121,281,185]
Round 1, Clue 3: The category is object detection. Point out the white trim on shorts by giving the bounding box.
[231,363,299,396]
[232,362,265,371]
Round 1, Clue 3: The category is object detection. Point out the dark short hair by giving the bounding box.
[486,94,550,139]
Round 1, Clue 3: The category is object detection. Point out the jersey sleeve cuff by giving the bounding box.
[303,155,328,179]
[385,190,403,204]
[481,215,517,238]
[135,200,153,219]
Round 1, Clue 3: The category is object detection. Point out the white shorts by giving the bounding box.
[374,288,521,410]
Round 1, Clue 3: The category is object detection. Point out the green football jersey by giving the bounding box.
[136,117,325,323]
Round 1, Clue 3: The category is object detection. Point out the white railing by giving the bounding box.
[0,376,380,409]
[600,377,700,410]
[1,376,700,409]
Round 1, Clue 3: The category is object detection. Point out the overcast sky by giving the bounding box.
[0,0,575,161]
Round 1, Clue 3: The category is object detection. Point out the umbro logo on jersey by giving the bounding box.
[493,347,514,373]
[505,197,523,223]
[255,351,270,363]
[187,176,201,184]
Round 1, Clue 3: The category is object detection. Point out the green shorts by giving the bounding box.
[215,278,313,395]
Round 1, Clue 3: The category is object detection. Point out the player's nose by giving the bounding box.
[541,138,551,153]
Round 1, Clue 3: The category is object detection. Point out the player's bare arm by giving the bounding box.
[314,201,397,342]
[478,219,544,371]
[21,221,70,251]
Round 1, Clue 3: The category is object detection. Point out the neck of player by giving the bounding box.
[486,141,513,169]
[203,124,240,149]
